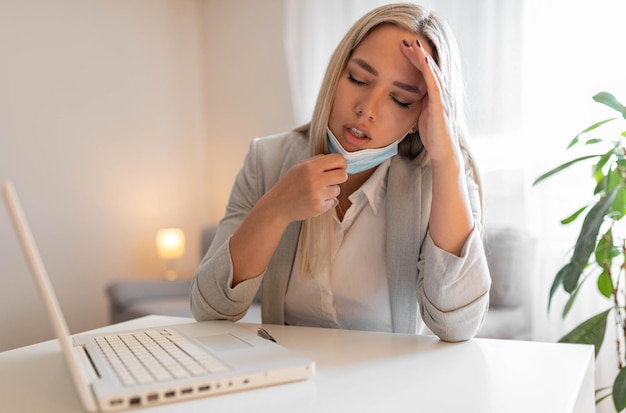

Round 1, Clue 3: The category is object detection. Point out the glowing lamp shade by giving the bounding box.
[156,228,185,260]
[156,228,185,280]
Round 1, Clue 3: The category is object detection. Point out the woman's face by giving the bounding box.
[328,24,433,151]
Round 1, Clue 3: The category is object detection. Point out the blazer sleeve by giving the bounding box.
[417,155,491,342]
[190,131,308,322]
[190,138,265,322]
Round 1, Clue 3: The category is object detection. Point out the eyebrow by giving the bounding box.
[351,58,421,94]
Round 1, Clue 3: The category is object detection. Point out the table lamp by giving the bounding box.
[156,228,185,280]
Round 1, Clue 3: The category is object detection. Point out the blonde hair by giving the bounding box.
[295,3,483,276]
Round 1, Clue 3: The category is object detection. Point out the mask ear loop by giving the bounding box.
[403,122,418,139]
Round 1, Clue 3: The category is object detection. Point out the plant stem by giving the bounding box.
[621,241,626,369]
[613,269,623,369]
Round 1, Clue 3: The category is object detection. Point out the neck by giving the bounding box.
[335,166,377,221]
[342,167,376,196]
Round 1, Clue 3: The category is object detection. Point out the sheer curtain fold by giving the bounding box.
[283,0,388,126]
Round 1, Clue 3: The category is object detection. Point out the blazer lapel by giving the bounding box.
[261,214,302,325]
[386,158,423,333]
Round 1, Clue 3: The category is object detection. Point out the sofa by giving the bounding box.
[107,223,535,340]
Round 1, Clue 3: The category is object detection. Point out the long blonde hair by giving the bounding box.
[295,3,482,276]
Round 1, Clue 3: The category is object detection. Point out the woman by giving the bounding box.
[191,3,490,342]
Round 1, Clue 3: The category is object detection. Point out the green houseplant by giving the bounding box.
[534,91,626,410]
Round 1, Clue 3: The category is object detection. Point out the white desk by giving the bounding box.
[0,315,594,413]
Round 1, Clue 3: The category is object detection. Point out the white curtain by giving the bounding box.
[283,0,389,126]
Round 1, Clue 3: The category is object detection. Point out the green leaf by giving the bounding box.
[613,366,626,410]
[597,392,613,405]
[595,228,619,265]
[592,150,615,178]
[594,176,605,196]
[607,169,623,192]
[563,274,589,318]
[611,187,626,220]
[559,308,611,357]
[592,148,618,194]
[562,188,618,293]
[548,264,567,312]
[533,154,604,186]
[593,92,626,119]
[596,385,613,405]
[561,205,588,225]
[567,117,618,148]
[597,271,613,298]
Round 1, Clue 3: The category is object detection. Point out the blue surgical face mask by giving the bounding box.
[326,127,402,175]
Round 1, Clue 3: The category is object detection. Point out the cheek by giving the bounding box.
[329,84,351,121]
[391,107,422,138]
[414,102,424,119]
[333,81,351,106]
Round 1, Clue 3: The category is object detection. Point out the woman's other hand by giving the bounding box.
[262,153,347,224]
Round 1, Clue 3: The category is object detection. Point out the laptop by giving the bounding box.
[2,181,315,412]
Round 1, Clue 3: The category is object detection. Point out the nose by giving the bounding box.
[355,89,383,121]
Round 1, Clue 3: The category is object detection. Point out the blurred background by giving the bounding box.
[1,1,625,408]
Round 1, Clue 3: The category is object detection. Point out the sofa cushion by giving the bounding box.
[107,279,192,308]
[477,306,530,339]
[483,227,534,307]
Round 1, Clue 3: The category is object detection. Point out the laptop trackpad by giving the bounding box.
[197,334,252,351]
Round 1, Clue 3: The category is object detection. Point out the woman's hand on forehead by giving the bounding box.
[401,38,456,164]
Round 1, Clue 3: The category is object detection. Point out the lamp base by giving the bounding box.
[163,269,179,281]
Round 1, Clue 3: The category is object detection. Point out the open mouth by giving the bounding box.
[348,127,368,140]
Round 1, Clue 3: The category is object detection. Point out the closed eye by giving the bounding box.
[347,72,366,86]
[348,70,412,109]
[392,97,411,109]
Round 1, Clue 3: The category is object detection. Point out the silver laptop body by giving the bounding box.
[2,181,315,411]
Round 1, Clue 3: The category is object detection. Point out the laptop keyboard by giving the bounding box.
[94,328,228,386]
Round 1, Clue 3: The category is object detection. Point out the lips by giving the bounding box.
[349,127,367,138]
[344,125,371,148]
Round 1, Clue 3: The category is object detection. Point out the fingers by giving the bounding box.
[268,154,347,222]
[401,38,456,163]
[304,153,347,196]
[307,153,347,211]
[401,39,445,110]
[308,153,347,174]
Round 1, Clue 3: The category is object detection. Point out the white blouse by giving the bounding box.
[285,160,393,332]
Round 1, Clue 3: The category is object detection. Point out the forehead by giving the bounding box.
[353,24,434,63]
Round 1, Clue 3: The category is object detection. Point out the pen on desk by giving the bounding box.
[257,327,277,343]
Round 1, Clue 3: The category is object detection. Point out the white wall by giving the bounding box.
[0,0,294,351]
[202,0,295,221]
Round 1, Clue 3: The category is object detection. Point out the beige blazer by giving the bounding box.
[191,130,491,342]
